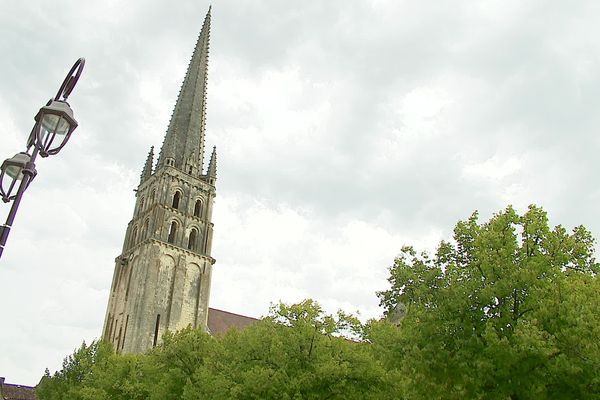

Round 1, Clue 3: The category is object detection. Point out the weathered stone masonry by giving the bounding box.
[102,7,217,353]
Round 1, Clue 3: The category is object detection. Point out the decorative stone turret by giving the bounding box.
[102,7,217,353]
[140,146,154,184]
[206,146,217,185]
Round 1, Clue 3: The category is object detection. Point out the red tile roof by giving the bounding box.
[0,378,37,400]
[207,307,259,335]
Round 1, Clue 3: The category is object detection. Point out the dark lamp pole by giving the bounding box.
[0,58,85,260]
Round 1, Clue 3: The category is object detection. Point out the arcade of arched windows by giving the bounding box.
[136,188,154,215]
[157,188,211,249]
[131,184,212,250]
[167,189,207,218]
[135,185,161,216]
[161,217,203,253]
[138,179,213,219]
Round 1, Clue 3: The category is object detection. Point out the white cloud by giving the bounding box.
[211,194,442,322]
[463,154,522,181]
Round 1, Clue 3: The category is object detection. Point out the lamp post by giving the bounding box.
[0,58,85,259]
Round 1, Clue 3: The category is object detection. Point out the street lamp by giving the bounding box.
[0,58,85,259]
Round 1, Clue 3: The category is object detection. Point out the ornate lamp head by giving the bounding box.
[28,99,78,157]
[0,152,36,202]
[26,57,85,158]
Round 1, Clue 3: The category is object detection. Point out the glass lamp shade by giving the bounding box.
[41,113,71,136]
[2,152,29,180]
[30,99,78,157]
[0,152,33,202]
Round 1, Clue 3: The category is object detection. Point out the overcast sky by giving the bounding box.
[2,0,600,386]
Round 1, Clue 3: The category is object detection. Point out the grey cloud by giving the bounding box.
[3,0,600,386]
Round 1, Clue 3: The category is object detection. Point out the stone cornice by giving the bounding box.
[120,238,216,265]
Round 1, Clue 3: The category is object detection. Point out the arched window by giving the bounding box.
[172,191,181,209]
[142,219,149,240]
[151,189,156,203]
[139,196,145,214]
[167,221,177,243]
[188,228,198,250]
[131,227,138,248]
[194,200,202,217]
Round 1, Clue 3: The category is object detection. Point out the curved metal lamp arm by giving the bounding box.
[54,58,85,102]
[1,58,85,259]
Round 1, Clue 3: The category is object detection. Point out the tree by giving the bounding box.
[374,205,600,399]
[145,326,217,400]
[38,300,388,400]
[181,300,386,399]
[37,340,113,400]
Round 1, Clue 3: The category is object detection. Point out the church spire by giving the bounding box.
[157,7,211,171]
[140,146,154,183]
[103,7,218,354]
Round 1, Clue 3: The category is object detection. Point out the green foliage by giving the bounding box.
[37,205,600,399]
[37,340,114,400]
[181,299,385,399]
[37,301,387,399]
[375,205,600,399]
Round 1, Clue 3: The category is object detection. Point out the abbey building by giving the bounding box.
[102,8,220,353]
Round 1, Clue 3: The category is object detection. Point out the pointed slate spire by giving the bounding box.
[157,7,211,171]
[140,146,154,183]
[207,146,217,183]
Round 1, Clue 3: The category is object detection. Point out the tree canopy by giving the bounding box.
[38,205,600,399]
[38,300,386,399]
[375,205,600,399]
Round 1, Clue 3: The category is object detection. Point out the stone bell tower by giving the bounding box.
[102,7,217,353]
